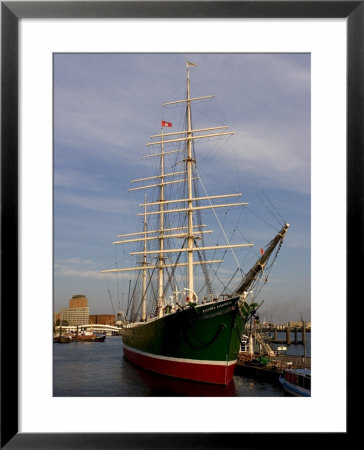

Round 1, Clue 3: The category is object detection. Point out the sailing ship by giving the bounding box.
[102,62,289,385]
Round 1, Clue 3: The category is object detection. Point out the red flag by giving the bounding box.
[161,120,172,127]
[260,248,264,255]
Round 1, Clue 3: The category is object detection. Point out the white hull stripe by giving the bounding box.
[123,344,237,366]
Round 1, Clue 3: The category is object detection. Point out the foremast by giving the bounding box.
[158,130,165,317]
[141,194,148,321]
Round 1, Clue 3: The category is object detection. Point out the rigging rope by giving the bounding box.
[163,244,184,300]
[245,205,278,231]
[107,289,116,315]
[194,240,213,296]
[195,167,243,270]
[247,238,284,301]
[261,189,286,225]
[221,267,240,296]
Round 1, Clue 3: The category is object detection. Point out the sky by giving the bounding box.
[53,53,310,324]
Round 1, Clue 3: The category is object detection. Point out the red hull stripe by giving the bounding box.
[123,345,237,385]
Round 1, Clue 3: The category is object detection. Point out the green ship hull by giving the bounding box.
[122,296,254,385]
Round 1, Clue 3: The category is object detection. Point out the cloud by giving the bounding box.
[54,85,143,152]
[54,258,106,280]
[54,169,104,191]
[54,191,133,215]
[233,129,310,193]
[54,53,310,197]
[60,258,94,265]
[55,266,106,280]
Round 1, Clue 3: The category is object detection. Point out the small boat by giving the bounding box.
[71,329,94,342]
[72,329,106,342]
[94,334,106,342]
[279,368,311,396]
[58,335,72,343]
[54,333,72,343]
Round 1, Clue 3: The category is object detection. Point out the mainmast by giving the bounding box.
[186,63,195,301]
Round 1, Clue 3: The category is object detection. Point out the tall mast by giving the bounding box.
[141,194,147,321]
[158,128,165,317]
[186,64,195,301]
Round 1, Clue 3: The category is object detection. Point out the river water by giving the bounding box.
[53,333,310,397]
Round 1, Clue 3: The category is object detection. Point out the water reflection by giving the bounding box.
[128,361,237,397]
[54,336,284,397]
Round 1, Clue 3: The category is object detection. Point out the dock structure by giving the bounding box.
[235,318,311,381]
[246,321,311,332]
[245,321,310,346]
[235,321,311,384]
[236,354,311,383]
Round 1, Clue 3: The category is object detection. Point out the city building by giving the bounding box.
[55,295,117,327]
[69,294,88,309]
[89,314,115,326]
[57,294,90,326]
[60,306,89,326]
[53,312,61,324]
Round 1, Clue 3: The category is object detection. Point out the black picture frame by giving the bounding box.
[1,1,356,448]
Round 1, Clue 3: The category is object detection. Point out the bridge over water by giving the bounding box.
[54,324,122,336]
